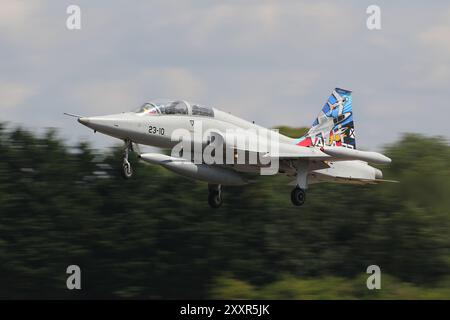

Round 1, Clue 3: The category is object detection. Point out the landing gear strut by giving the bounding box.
[291,187,306,206]
[121,139,133,179]
[208,184,223,208]
[291,160,308,206]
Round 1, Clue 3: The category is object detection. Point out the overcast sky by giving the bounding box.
[1,0,449,151]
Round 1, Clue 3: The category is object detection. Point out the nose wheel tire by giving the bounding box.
[121,139,134,179]
[208,192,223,208]
[208,184,223,208]
[122,160,133,179]
[291,187,306,206]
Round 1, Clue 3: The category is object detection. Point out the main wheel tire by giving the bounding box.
[291,187,306,206]
[208,192,223,208]
[122,161,133,179]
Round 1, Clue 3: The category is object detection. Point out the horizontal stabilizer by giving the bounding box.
[321,146,391,164]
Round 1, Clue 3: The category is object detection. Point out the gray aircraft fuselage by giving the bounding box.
[72,95,392,208]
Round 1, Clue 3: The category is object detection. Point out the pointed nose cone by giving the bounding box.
[77,116,107,131]
[77,114,131,138]
[78,117,90,125]
[78,116,113,131]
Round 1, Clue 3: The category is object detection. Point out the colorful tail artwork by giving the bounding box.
[295,88,356,149]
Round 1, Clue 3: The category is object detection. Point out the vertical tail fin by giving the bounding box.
[295,88,356,149]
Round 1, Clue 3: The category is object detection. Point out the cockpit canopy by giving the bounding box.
[134,100,214,117]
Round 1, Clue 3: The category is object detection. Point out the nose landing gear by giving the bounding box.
[208,184,223,208]
[121,139,133,179]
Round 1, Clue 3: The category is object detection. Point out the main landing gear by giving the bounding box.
[291,187,306,206]
[208,184,223,208]
[291,160,308,206]
[121,139,133,179]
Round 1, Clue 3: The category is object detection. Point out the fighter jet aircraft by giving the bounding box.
[66,88,393,208]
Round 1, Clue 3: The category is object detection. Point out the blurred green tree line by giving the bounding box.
[0,123,449,299]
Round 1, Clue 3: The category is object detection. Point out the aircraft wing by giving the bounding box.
[208,131,391,164]
[259,143,330,160]
[208,130,330,160]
